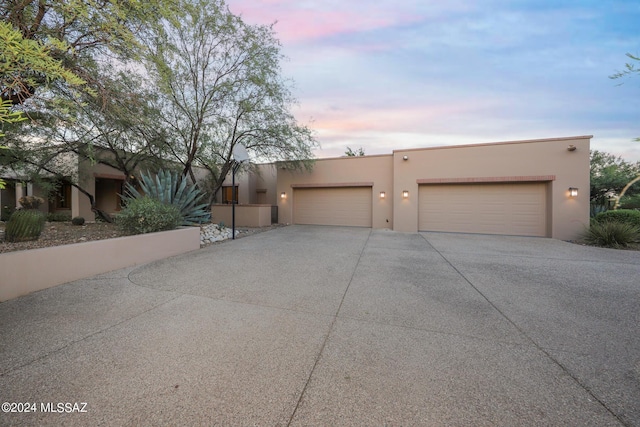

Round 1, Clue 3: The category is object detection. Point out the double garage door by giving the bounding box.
[293,187,372,227]
[419,183,548,237]
[291,183,547,236]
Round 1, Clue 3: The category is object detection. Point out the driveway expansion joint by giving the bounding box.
[419,233,629,426]
[1,293,183,377]
[286,229,372,426]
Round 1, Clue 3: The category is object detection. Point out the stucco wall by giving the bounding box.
[0,227,201,302]
[276,136,590,240]
[76,160,126,221]
[277,155,395,229]
[392,136,590,239]
[219,163,278,205]
[211,204,272,227]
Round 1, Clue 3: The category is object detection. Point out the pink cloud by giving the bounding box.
[227,0,421,43]
[305,101,493,134]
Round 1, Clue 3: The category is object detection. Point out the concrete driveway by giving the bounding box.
[1,225,638,426]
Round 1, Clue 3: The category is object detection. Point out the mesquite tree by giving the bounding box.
[144,0,317,203]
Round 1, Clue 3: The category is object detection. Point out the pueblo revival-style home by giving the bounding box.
[1,135,591,241]
[219,135,590,241]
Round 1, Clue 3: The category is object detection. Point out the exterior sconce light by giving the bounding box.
[380,191,386,199]
[569,187,578,197]
[280,192,286,199]
[402,190,409,199]
[567,145,577,152]
[402,155,409,161]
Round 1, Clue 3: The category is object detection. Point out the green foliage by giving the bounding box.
[610,53,640,81]
[71,216,86,226]
[345,146,365,156]
[144,0,317,203]
[590,151,640,204]
[0,97,25,189]
[123,170,210,225]
[5,209,46,242]
[620,194,640,209]
[0,21,86,104]
[581,220,640,249]
[0,99,26,137]
[47,212,72,222]
[0,1,179,212]
[594,209,640,228]
[1,1,181,106]
[116,196,181,235]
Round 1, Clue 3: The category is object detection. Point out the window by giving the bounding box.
[222,186,238,204]
[55,182,72,209]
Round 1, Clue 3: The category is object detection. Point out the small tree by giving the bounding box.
[0,1,178,106]
[610,53,640,209]
[590,151,640,205]
[144,0,317,203]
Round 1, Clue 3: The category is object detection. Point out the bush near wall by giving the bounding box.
[594,209,640,228]
[581,220,640,249]
[116,196,182,235]
[620,194,640,209]
[47,212,72,222]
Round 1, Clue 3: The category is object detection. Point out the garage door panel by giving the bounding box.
[419,183,546,237]
[294,187,372,227]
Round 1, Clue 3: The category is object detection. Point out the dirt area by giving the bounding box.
[0,221,127,254]
[0,221,286,254]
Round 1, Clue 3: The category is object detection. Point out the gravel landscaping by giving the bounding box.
[0,221,286,254]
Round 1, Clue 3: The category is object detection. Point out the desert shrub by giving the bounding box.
[581,221,640,248]
[123,170,210,225]
[47,212,72,222]
[5,209,46,242]
[18,196,44,209]
[589,203,607,218]
[116,196,181,235]
[594,209,640,228]
[71,216,85,226]
[620,194,640,209]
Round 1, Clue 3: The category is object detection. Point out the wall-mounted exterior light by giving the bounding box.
[569,187,578,197]
[402,190,409,199]
[402,155,409,161]
[380,191,386,199]
[280,192,287,199]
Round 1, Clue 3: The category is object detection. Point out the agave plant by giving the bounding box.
[123,170,211,225]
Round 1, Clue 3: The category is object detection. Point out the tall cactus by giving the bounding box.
[5,209,46,242]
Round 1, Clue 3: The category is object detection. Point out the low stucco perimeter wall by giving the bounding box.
[0,227,201,302]
[211,204,272,227]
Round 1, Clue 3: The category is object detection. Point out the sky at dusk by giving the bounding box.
[226,0,640,161]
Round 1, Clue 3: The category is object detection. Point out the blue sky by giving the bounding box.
[227,0,640,161]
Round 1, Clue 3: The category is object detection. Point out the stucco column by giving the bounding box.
[15,183,25,206]
[71,187,78,218]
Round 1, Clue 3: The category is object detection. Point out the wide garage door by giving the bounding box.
[293,187,372,227]
[419,183,547,237]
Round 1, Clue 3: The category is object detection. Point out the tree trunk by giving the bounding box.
[63,179,114,223]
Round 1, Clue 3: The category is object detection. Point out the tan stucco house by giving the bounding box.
[0,157,131,222]
[220,135,590,241]
[3,135,591,240]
